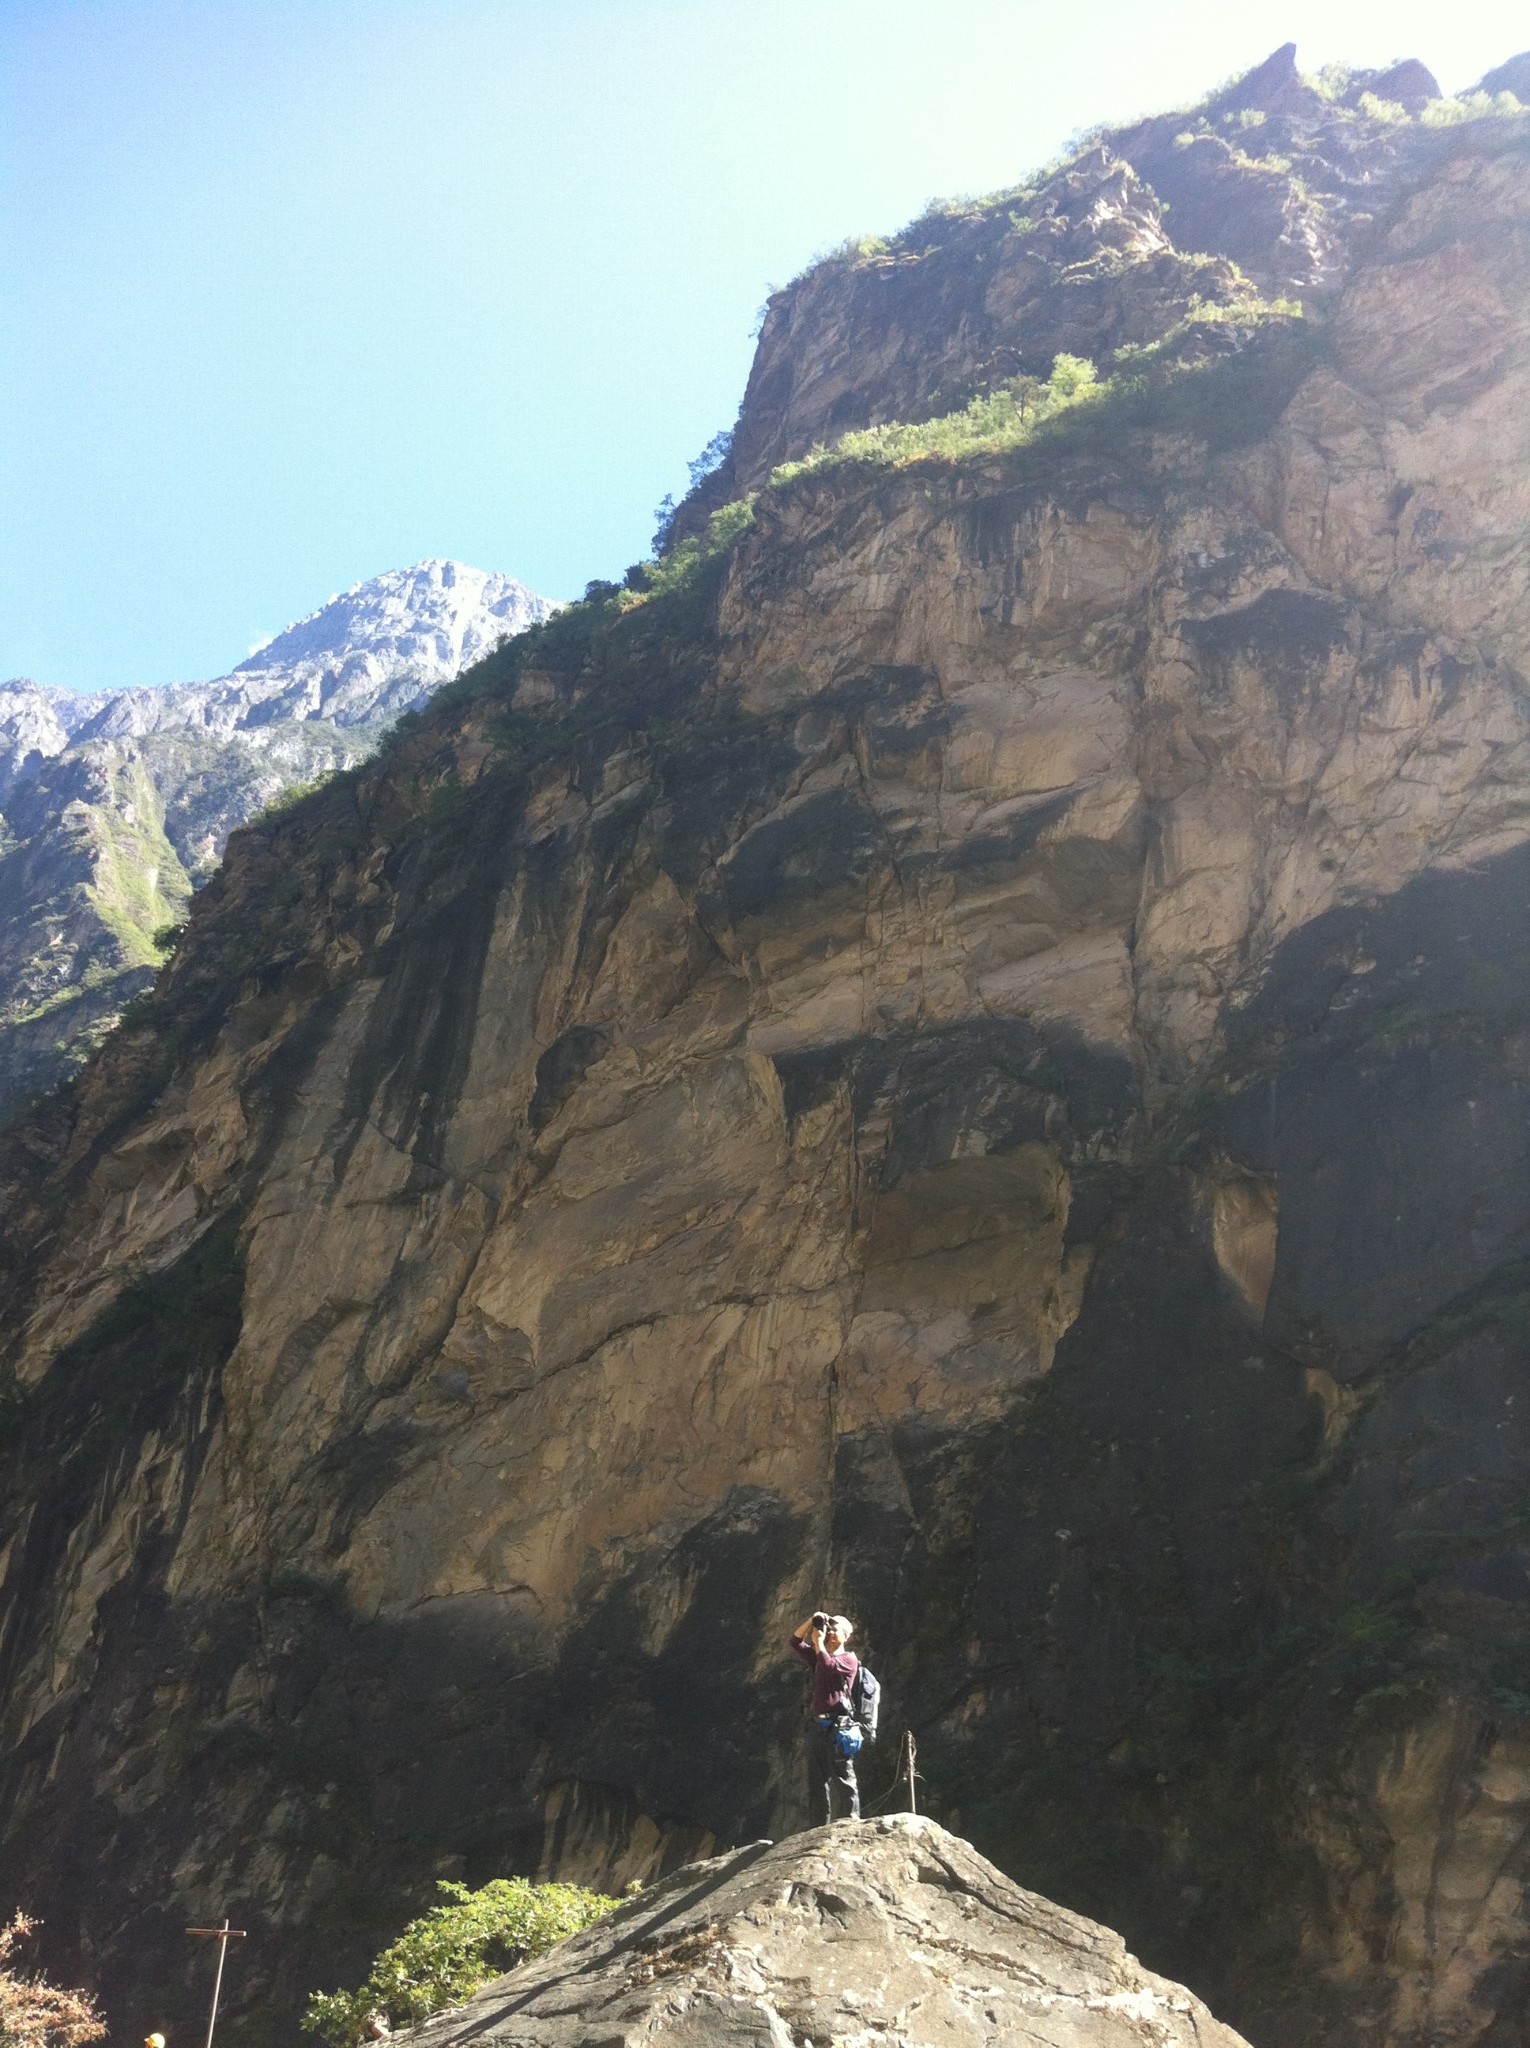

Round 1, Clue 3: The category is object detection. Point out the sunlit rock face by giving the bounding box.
[2,51,1530,2048]
[405,1816,1255,2048]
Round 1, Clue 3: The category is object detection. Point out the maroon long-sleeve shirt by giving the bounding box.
[791,1633,859,1716]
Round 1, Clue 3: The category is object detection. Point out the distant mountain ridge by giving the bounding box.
[2,560,550,764]
[0,560,554,1113]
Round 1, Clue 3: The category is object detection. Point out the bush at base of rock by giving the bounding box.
[0,1913,105,2048]
[301,1879,620,2048]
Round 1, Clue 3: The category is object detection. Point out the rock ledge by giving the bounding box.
[409,1816,1249,2048]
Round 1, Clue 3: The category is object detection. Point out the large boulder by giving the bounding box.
[406,1816,1251,2048]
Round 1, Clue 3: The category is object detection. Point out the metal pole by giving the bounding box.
[187,1920,246,2048]
[906,1731,918,1815]
[205,1921,230,2048]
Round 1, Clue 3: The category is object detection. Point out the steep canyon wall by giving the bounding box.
[3,55,1530,2048]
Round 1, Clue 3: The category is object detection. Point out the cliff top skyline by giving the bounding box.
[2,0,1519,695]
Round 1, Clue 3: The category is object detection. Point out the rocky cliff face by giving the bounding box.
[2,51,1529,2048]
[0,563,553,1119]
[685,43,1525,522]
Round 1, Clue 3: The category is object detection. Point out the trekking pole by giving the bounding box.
[187,1919,246,2048]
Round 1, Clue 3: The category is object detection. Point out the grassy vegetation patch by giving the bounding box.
[1309,70,1526,123]
[770,302,1311,489]
[1417,89,1526,124]
[771,352,1103,480]
[82,757,194,968]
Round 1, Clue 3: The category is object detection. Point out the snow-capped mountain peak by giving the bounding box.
[233,559,551,687]
[10,560,558,754]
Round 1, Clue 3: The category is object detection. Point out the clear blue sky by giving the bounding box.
[1,0,1520,691]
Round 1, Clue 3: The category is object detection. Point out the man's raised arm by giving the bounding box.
[791,1611,828,1661]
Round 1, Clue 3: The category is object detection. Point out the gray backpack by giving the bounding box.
[850,1664,880,1743]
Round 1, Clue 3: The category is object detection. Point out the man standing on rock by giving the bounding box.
[791,1610,861,1823]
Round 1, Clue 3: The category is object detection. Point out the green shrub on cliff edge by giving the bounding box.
[302,1878,619,2047]
[771,352,1101,481]
[770,301,1308,486]
[622,494,757,605]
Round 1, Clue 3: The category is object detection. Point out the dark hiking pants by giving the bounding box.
[807,1716,860,1824]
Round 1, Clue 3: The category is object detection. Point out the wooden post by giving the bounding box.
[186,1920,246,2048]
